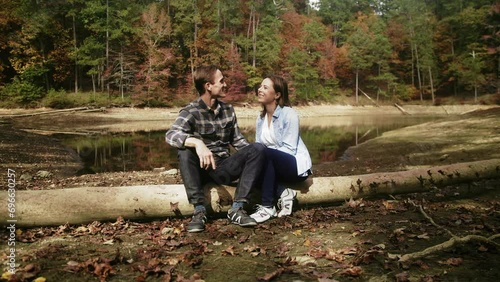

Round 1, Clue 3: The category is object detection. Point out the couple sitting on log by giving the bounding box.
[165,65,312,233]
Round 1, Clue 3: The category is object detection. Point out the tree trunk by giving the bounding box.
[415,44,423,101]
[474,84,478,103]
[73,13,78,94]
[428,66,435,104]
[2,159,498,227]
[106,0,110,96]
[355,68,359,104]
[252,9,257,68]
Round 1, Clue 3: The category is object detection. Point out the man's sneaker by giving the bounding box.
[187,210,207,233]
[250,205,277,223]
[227,207,257,226]
[277,188,297,217]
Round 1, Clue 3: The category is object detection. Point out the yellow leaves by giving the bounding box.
[0,272,45,282]
[1,272,12,281]
[303,238,311,247]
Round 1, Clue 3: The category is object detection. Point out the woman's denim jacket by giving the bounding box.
[255,106,312,176]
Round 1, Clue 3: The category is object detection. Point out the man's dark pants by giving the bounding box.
[178,143,266,206]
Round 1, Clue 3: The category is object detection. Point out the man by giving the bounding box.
[166,65,265,233]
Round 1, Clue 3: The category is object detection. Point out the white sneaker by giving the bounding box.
[250,205,277,223]
[277,188,297,217]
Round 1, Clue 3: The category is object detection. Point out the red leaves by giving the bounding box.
[256,268,284,281]
[438,257,463,266]
[339,266,363,277]
[65,257,116,281]
[221,245,237,256]
[7,196,498,281]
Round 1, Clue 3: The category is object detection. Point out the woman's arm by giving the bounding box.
[276,108,300,156]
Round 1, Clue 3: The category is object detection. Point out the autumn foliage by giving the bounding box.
[0,0,498,107]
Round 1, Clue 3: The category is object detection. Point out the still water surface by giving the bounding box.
[57,115,441,175]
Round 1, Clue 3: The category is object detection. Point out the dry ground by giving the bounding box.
[0,105,499,281]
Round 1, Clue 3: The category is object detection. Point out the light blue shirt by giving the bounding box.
[256,106,312,176]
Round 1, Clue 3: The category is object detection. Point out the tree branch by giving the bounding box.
[393,200,500,263]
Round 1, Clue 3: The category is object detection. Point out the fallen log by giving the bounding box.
[394,103,411,115]
[1,159,498,227]
[1,107,94,118]
[359,88,379,107]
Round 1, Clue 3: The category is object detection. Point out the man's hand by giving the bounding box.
[185,137,216,170]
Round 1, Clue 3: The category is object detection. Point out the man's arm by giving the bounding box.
[230,112,249,151]
[166,110,216,170]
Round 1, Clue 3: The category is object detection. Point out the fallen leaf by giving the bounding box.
[382,200,396,210]
[238,234,250,244]
[340,266,363,277]
[438,257,463,266]
[102,239,114,245]
[395,271,409,281]
[307,248,326,259]
[303,238,312,247]
[414,260,430,270]
[416,233,430,239]
[256,268,283,281]
[346,197,364,208]
[75,226,89,233]
[222,246,237,256]
[294,256,317,266]
[1,272,12,280]
[66,260,80,267]
[478,245,488,252]
[170,202,179,211]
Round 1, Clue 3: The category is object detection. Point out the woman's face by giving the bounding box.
[257,78,279,105]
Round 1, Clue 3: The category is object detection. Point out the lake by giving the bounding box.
[56,115,441,175]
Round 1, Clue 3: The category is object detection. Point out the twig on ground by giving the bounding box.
[390,199,500,263]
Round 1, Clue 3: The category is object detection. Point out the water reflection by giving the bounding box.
[58,115,439,175]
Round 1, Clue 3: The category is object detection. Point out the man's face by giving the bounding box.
[207,69,227,98]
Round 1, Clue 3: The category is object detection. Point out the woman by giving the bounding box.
[250,75,312,223]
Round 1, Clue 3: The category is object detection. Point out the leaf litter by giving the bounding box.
[2,181,498,281]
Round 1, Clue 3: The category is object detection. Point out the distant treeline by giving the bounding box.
[0,0,498,107]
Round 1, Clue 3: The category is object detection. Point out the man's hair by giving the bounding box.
[193,65,219,95]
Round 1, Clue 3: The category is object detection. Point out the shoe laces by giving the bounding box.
[254,204,266,212]
[193,210,206,220]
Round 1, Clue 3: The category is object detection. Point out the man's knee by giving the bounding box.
[178,148,197,162]
[249,142,266,154]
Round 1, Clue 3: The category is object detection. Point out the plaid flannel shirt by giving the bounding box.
[165,98,249,158]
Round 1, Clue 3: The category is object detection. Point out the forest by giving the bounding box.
[0,0,498,108]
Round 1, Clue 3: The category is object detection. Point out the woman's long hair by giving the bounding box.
[259,75,291,118]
